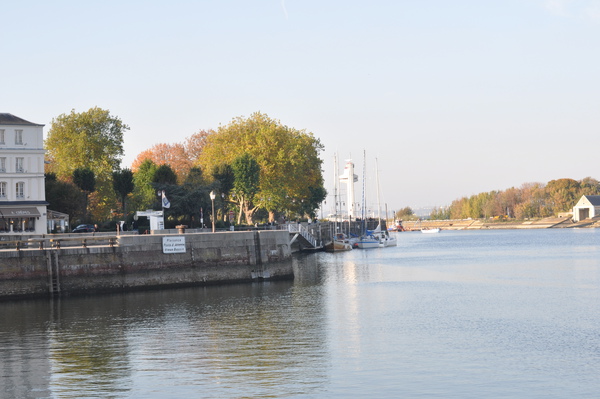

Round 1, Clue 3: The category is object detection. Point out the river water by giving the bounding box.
[1,228,599,398]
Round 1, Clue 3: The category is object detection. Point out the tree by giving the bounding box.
[396,207,414,220]
[197,112,326,222]
[185,130,213,163]
[45,173,84,222]
[210,164,234,223]
[439,176,599,220]
[45,107,128,220]
[180,167,209,227]
[131,160,159,211]
[546,178,580,213]
[580,177,600,195]
[129,130,213,183]
[72,167,96,222]
[232,153,261,224]
[112,168,135,214]
[153,164,178,185]
[131,143,191,183]
[212,163,234,195]
[429,206,450,220]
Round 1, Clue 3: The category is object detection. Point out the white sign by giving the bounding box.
[136,210,163,217]
[162,236,186,254]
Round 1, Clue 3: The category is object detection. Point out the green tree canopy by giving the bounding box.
[45,173,84,223]
[131,159,159,211]
[72,167,96,222]
[112,168,135,213]
[152,164,178,185]
[232,153,261,224]
[73,167,96,193]
[45,107,129,219]
[197,112,326,222]
[212,163,234,195]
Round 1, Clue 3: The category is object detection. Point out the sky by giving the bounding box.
[2,0,600,215]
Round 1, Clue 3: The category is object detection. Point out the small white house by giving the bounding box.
[0,113,48,234]
[572,195,600,222]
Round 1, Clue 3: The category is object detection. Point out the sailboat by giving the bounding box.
[354,232,381,249]
[355,151,383,249]
[375,158,397,247]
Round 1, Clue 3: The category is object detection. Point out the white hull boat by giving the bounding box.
[354,234,381,249]
[382,234,397,246]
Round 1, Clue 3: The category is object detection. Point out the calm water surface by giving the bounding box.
[1,229,599,398]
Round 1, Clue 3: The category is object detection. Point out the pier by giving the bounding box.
[0,230,293,300]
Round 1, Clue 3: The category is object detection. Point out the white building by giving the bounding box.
[572,195,600,222]
[0,113,48,234]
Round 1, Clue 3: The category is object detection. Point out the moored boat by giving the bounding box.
[354,234,381,249]
[324,232,355,252]
[324,239,353,252]
[381,232,397,246]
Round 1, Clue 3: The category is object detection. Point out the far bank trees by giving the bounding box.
[430,177,600,220]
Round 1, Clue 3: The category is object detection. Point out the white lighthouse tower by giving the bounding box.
[338,159,358,219]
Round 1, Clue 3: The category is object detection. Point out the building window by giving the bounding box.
[16,157,24,173]
[16,182,24,199]
[0,182,6,198]
[0,129,4,144]
[0,158,5,173]
[15,130,23,145]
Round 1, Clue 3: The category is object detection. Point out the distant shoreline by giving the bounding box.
[401,216,600,231]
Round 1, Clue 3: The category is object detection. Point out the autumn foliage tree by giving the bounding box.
[131,143,190,183]
[130,130,213,183]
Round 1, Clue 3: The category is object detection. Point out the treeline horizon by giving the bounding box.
[428,177,599,220]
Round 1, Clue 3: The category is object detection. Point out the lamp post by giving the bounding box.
[210,191,216,233]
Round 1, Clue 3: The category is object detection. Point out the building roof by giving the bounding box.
[583,195,600,206]
[0,113,44,126]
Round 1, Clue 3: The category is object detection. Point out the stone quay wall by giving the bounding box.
[0,230,292,300]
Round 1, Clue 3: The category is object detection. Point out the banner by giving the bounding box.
[161,190,171,208]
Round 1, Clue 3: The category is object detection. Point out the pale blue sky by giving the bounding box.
[2,0,599,213]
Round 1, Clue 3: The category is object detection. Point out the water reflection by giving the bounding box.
[0,301,53,399]
[1,258,329,398]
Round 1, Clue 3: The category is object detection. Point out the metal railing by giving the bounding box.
[0,236,117,251]
[287,223,319,248]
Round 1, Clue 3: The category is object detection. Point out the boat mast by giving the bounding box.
[333,153,340,237]
[376,157,382,227]
[361,150,366,232]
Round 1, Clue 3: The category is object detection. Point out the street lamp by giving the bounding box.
[210,191,216,233]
